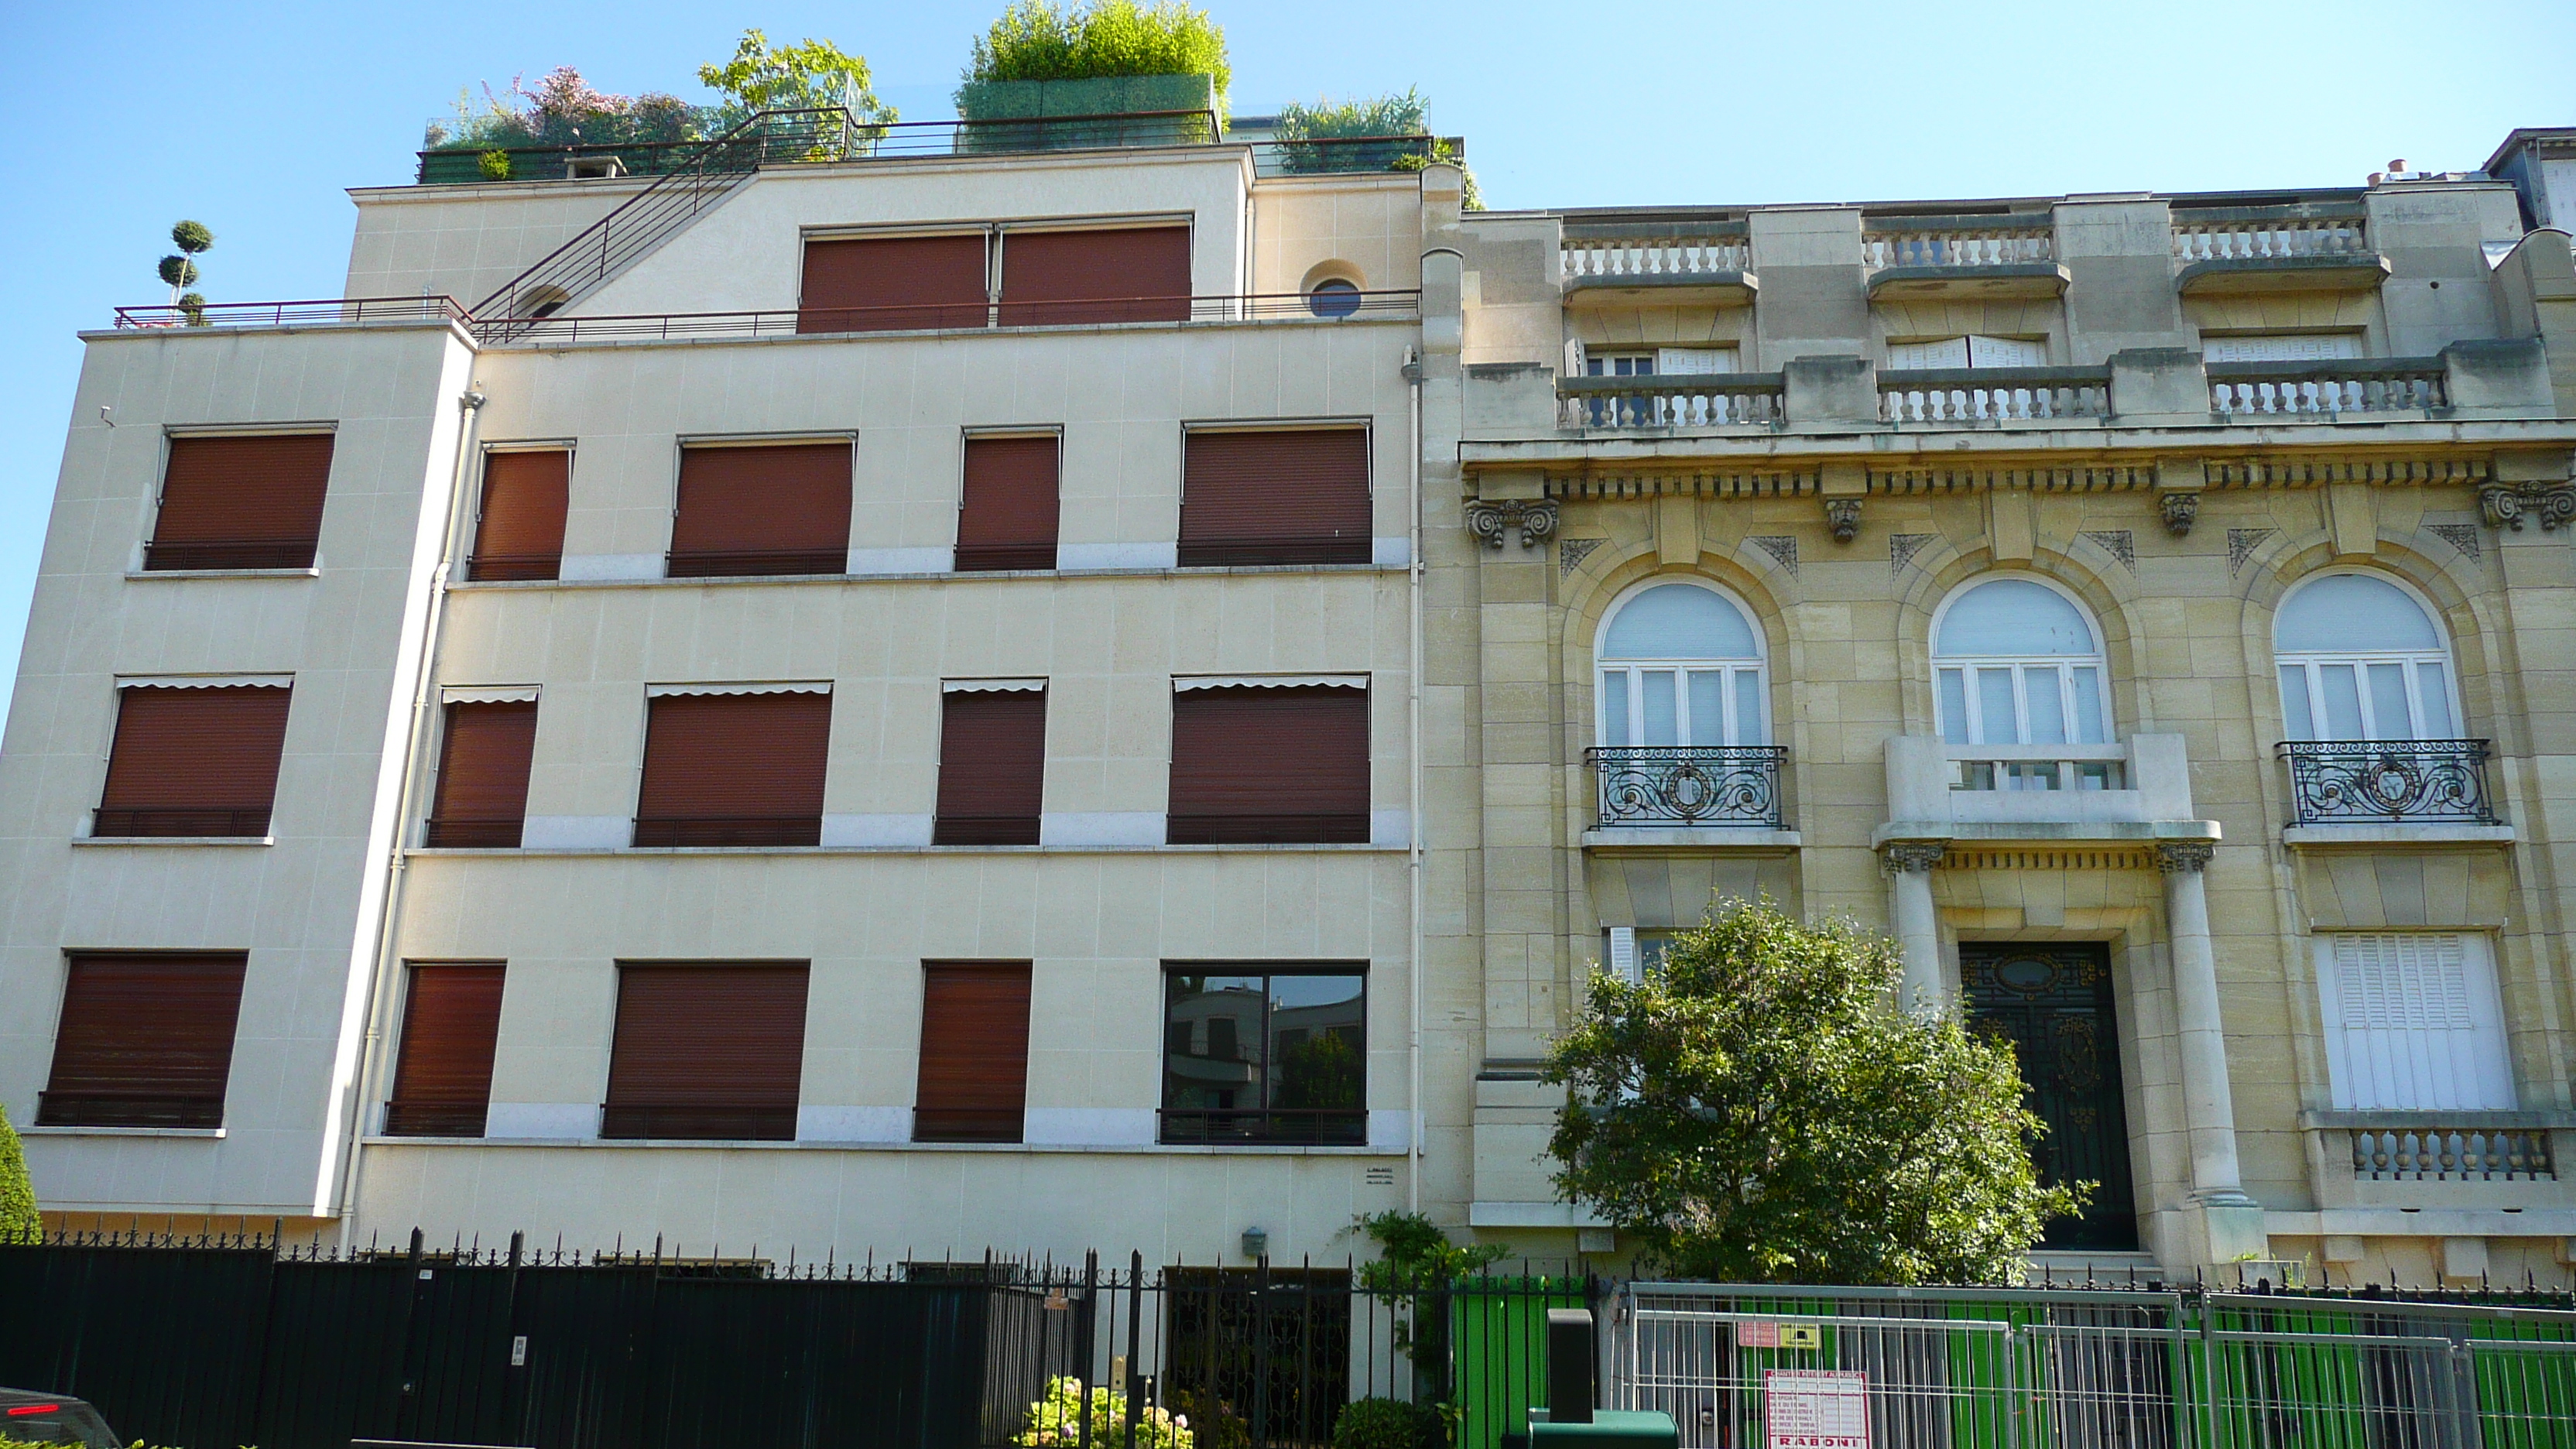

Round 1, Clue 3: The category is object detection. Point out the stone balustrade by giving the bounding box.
[1862,222,2053,269]
[2209,358,2448,416]
[1557,374,1783,430]
[2172,211,2370,262]
[1879,366,2110,423]
[2351,1126,2556,1182]
[1561,235,1749,280]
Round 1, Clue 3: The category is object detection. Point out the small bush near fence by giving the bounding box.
[1331,1397,1444,1449]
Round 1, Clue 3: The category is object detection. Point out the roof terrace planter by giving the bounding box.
[953,74,1221,152]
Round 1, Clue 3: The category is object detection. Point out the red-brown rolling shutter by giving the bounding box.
[668,443,852,577]
[604,963,808,1140]
[385,962,505,1137]
[1168,686,1368,844]
[147,434,334,571]
[933,690,1046,845]
[468,450,569,581]
[425,701,537,848]
[799,234,990,333]
[914,963,1033,1143]
[97,685,293,838]
[998,226,1192,325]
[955,436,1060,571]
[633,691,831,846]
[1179,430,1372,567]
[38,953,248,1128]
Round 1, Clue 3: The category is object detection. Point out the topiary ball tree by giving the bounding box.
[0,1104,41,1243]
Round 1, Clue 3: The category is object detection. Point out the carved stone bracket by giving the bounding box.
[1824,498,1863,543]
[1466,498,1558,550]
[2156,841,2215,875]
[2159,491,2201,536]
[2478,481,2576,532]
[1881,841,1946,875]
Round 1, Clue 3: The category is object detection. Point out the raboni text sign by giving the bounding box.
[1765,1368,1869,1449]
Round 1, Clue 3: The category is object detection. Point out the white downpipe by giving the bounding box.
[334,380,485,1252]
[1405,346,1425,1215]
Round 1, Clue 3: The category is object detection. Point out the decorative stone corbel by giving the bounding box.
[1823,498,1863,543]
[1465,497,1559,550]
[2159,491,2200,536]
[2156,841,2215,875]
[2480,481,2576,532]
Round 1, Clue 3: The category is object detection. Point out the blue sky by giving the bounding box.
[0,0,2567,722]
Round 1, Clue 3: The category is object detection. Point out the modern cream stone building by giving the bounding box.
[6,109,2575,1286]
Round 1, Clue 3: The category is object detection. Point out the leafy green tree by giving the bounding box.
[699,29,896,127]
[1355,1211,1508,1410]
[1541,899,2081,1285]
[0,1104,41,1242]
[159,219,212,305]
[964,1,1229,94]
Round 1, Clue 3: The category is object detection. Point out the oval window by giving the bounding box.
[1307,279,1363,318]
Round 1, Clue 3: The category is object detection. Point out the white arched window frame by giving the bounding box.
[1592,580,1769,748]
[2273,572,2464,742]
[1930,576,2119,790]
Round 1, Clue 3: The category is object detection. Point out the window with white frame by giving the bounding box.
[2274,574,2461,742]
[2315,932,2513,1111]
[1933,577,2116,790]
[1887,334,2048,369]
[2202,333,2362,363]
[1605,927,1688,985]
[1595,582,1767,748]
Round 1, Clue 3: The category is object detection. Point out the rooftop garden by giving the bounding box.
[416,4,1475,200]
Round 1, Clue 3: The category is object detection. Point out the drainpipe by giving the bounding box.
[334,378,485,1250]
[1404,345,1426,1215]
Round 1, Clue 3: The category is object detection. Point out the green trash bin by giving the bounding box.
[1527,1408,1683,1447]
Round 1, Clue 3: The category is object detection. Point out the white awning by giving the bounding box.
[443,685,540,704]
[943,678,1046,693]
[118,674,293,690]
[1173,674,1368,691]
[646,681,833,697]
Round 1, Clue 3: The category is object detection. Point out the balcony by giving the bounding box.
[1560,228,1755,307]
[2299,1110,2571,1213]
[1876,735,2216,848]
[2277,738,2496,827]
[1879,366,2108,425]
[2172,206,2388,294]
[2349,1123,2554,1182]
[2210,358,2447,416]
[1863,217,2067,300]
[1557,375,1783,430]
[1584,745,1788,837]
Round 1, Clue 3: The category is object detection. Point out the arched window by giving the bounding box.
[1595,582,1766,746]
[2275,574,2459,741]
[1932,577,2112,747]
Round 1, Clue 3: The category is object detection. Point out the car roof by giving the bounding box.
[0,1389,98,1406]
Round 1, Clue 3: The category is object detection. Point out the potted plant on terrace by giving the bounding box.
[955,0,1228,152]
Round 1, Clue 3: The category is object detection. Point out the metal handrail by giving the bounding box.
[2275,738,2496,824]
[474,290,1420,344]
[1585,745,1788,829]
[112,296,473,330]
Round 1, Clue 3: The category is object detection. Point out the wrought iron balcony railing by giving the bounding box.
[2276,738,2496,825]
[1585,745,1787,829]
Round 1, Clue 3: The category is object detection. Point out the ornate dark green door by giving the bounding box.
[1959,943,2139,1251]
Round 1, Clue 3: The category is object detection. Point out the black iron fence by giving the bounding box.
[1585,745,1788,829]
[0,1232,1591,1449]
[2276,738,2496,825]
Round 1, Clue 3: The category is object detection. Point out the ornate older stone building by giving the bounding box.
[1420,154,2576,1285]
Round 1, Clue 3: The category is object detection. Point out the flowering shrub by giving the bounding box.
[426,67,701,152]
[1013,1375,1193,1449]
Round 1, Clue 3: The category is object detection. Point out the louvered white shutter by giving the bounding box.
[2204,334,2362,362]
[1607,927,1640,985]
[1887,337,1971,369]
[2316,933,2513,1110]
[1965,334,2048,368]
[1657,347,1740,375]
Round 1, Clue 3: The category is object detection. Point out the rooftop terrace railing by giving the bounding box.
[1863,215,2054,269]
[2211,357,2448,415]
[470,290,1420,345]
[1563,231,1752,280]
[1880,365,2110,423]
[1557,373,1784,429]
[113,296,473,330]
[2173,206,2371,262]
[418,111,1453,183]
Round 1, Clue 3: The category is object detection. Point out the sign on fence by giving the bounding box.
[1735,1320,1821,1349]
[1763,1368,1869,1449]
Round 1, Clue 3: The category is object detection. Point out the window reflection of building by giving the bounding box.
[1161,969,1365,1144]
